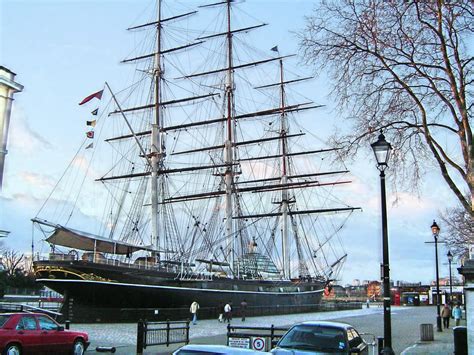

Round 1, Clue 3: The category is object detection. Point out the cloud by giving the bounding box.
[8,107,53,153]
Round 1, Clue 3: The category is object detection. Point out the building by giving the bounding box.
[459,252,473,352]
[0,66,23,191]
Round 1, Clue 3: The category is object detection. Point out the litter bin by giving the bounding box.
[453,326,467,355]
[420,324,434,341]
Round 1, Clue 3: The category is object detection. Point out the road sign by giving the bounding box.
[228,337,250,349]
[252,337,266,351]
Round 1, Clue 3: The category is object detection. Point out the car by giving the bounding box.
[173,344,269,354]
[0,312,89,355]
[270,321,369,354]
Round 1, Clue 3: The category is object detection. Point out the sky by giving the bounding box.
[0,0,462,285]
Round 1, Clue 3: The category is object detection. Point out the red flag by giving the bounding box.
[79,90,103,105]
[86,131,94,139]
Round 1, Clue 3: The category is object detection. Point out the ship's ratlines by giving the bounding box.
[32,0,361,322]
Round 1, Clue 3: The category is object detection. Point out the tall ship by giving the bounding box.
[32,0,360,322]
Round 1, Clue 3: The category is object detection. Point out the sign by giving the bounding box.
[228,337,250,349]
[252,337,266,351]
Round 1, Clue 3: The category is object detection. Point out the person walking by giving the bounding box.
[224,302,232,323]
[441,303,451,328]
[452,304,462,326]
[240,299,248,321]
[190,301,200,325]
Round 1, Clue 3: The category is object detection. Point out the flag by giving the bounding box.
[87,120,97,127]
[86,131,94,139]
[91,108,99,116]
[79,89,104,105]
[271,46,279,52]
[85,142,94,149]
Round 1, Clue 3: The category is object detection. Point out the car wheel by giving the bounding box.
[72,339,85,355]
[4,344,21,355]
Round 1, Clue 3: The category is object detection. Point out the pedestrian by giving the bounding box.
[240,299,248,321]
[217,302,224,323]
[366,298,370,309]
[441,303,451,328]
[224,302,232,323]
[452,304,462,326]
[190,301,200,325]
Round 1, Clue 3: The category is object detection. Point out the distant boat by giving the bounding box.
[32,0,360,322]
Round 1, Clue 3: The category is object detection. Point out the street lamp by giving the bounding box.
[371,132,394,355]
[431,220,442,332]
[447,250,453,304]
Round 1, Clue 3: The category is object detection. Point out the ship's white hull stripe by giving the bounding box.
[36,278,324,295]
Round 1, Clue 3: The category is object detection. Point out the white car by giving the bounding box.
[271,321,369,354]
[173,344,269,354]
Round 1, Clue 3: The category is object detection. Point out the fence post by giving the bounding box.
[166,319,170,347]
[185,319,190,344]
[136,319,144,355]
[270,324,275,345]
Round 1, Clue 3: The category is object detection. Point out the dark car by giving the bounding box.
[0,312,89,355]
[271,321,369,354]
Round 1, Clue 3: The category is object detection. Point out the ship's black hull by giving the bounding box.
[34,260,324,322]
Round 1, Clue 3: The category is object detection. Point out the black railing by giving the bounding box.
[136,319,190,355]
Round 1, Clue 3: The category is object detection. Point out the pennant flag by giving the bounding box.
[87,120,97,127]
[270,46,279,52]
[85,142,94,149]
[86,131,94,139]
[91,108,99,116]
[79,89,104,105]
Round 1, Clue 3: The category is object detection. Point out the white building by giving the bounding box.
[0,66,23,191]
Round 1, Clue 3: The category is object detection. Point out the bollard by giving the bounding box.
[65,320,70,330]
[377,337,384,355]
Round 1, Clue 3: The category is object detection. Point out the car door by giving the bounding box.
[347,328,368,354]
[14,315,43,354]
[37,315,68,353]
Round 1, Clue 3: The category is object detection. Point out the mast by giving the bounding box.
[279,59,290,279]
[224,0,235,273]
[151,0,162,254]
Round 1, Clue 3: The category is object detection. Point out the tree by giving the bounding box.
[440,206,474,259]
[1,249,24,277]
[299,0,472,215]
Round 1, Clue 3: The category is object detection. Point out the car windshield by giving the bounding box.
[278,324,347,353]
[0,315,11,328]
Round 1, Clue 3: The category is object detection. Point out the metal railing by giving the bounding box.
[136,319,190,355]
[227,324,288,351]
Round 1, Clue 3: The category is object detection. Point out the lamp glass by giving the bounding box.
[447,251,453,262]
[431,220,440,235]
[371,133,392,166]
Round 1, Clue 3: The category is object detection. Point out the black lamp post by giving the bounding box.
[447,250,453,304]
[371,132,394,355]
[431,220,442,332]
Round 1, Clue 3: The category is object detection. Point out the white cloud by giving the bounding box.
[8,107,54,154]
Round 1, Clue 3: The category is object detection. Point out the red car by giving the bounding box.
[0,313,89,355]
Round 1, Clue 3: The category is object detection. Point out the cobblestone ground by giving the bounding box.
[74,306,416,353]
[74,306,457,354]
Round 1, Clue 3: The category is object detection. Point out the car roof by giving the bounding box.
[0,312,45,316]
[290,321,353,330]
[175,344,268,354]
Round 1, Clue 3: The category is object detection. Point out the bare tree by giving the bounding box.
[1,249,25,277]
[299,0,472,215]
[440,205,474,259]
